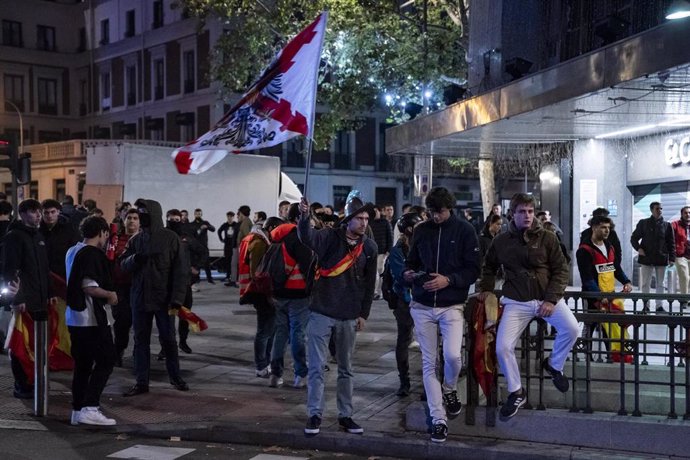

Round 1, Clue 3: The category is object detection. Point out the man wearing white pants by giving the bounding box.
[403,187,480,443]
[672,206,690,309]
[479,193,578,422]
[631,202,675,313]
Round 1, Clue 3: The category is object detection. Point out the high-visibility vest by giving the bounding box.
[238,233,258,296]
[271,223,307,291]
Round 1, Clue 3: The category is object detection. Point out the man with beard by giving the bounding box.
[298,191,377,437]
[190,208,215,284]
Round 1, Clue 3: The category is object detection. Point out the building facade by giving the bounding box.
[0,0,409,212]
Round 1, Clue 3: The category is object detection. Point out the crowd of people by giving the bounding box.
[0,188,688,443]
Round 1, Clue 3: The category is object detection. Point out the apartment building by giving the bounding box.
[0,0,410,211]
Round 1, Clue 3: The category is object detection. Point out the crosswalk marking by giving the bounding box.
[107,445,195,460]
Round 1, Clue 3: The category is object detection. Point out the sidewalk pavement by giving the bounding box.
[0,282,676,459]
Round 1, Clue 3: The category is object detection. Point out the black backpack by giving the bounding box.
[239,240,292,305]
[381,257,398,309]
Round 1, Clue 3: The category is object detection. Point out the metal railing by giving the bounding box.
[464,291,690,427]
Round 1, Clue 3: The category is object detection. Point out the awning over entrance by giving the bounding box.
[385,21,690,158]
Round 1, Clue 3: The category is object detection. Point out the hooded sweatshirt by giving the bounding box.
[120,199,189,312]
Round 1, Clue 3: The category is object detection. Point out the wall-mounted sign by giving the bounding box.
[664,137,690,167]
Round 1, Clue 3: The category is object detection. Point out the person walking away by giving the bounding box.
[65,216,118,425]
[268,203,315,389]
[298,191,377,436]
[238,217,284,377]
[630,202,675,313]
[402,187,481,443]
[370,206,393,300]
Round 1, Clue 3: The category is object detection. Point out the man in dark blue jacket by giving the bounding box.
[403,187,480,443]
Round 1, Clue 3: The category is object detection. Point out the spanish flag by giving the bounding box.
[169,307,208,333]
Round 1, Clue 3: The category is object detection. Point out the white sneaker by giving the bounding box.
[408,340,420,351]
[255,366,270,378]
[78,407,116,426]
[70,410,80,426]
[269,375,284,388]
[293,376,306,389]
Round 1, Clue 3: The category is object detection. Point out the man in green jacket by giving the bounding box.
[479,193,578,422]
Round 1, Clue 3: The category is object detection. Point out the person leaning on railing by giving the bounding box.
[478,192,579,422]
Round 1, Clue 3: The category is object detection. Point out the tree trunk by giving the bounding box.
[478,150,495,218]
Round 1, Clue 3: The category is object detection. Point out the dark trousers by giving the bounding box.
[69,326,116,410]
[113,287,132,356]
[254,300,276,370]
[393,299,414,381]
[132,305,181,386]
[223,248,233,277]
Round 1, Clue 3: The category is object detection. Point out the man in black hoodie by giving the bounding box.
[2,199,51,399]
[120,199,190,396]
[403,187,480,443]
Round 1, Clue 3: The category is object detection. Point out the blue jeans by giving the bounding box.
[254,300,276,371]
[132,306,181,385]
[270,297,309,378]
[306,311,357,419]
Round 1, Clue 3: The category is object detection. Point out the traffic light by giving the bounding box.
[0,135,31,185]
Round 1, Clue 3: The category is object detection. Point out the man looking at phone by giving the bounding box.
[403,187,480,443]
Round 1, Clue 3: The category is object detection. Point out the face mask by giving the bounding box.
[167,221,182,235]
[139,213,151,228]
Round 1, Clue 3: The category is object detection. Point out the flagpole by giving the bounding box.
[302,11,328,198]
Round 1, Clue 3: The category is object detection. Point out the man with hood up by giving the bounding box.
[120,199,190,396]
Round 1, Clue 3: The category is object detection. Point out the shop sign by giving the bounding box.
[665,136,690,166]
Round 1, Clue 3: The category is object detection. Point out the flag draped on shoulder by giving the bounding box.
[172,11,328,174]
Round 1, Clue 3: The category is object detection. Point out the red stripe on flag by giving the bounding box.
[173,150,193,174]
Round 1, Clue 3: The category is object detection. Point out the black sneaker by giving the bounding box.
[304,415,321,435]
[443,390,462,416]
[542,357,569,392]
[499,388,526,420]
[430,422,448,443]
[339,417,364,434]
[396,381,411,397]
[170,377,189,392]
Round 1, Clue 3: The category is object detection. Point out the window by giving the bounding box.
[333,186,352,211]
[125,10,135,37]
[100,19,109,45]
[79,79,87,115]
[183,50,195,93]
[29,181,38,200]
[153,1,164,28]
[37,78,58,115]
[154,59,164,99]
[334,131,351,169]
[54,179,66,203]
[2,20,22,47]
[4,74,24,112]
[126,65,136,105]
[101,73,111,110]
[78,27,86,51]
[36,25,56,51]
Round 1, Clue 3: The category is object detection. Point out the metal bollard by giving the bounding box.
[33,319,48,416]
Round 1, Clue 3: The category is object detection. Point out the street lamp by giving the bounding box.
[666,0,690,19]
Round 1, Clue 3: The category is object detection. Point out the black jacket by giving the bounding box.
[190,218,215,247]
[630,216,675,266]
[406,213,481,308]
[40,219,80,278]
[121,199,189,312]
[370,218,393,254]
[2,220,50,314]
[218,221,238,254]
